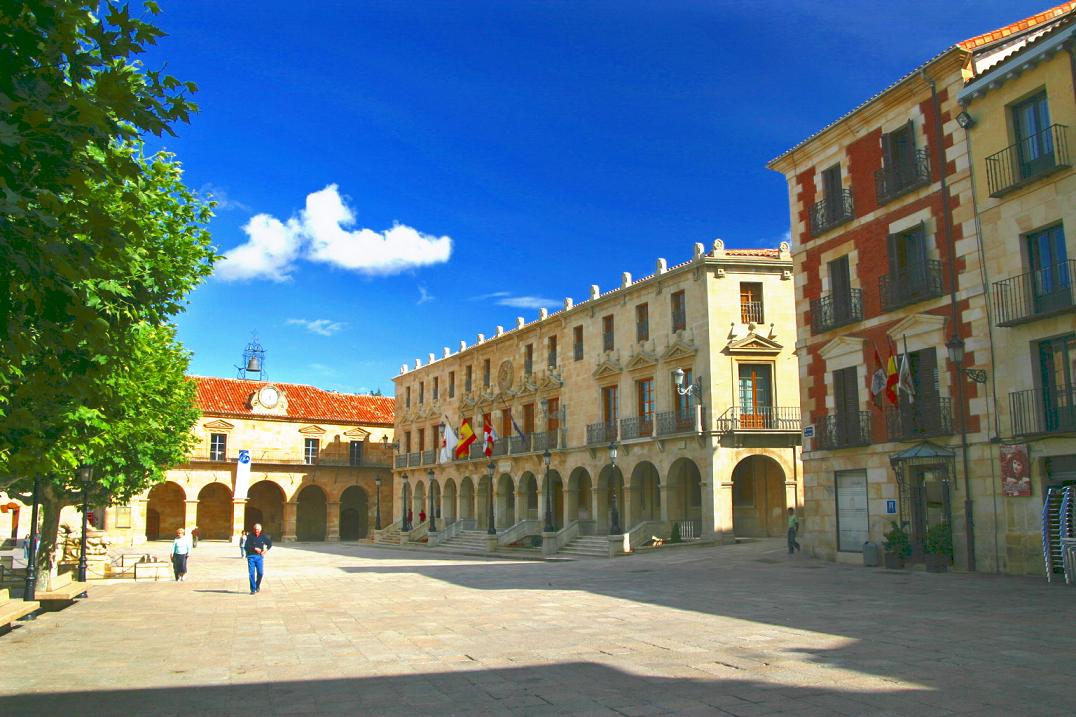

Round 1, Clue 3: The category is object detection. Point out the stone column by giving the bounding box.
[621,486,634,530]
[184,500,199,533]
[715,480,734,543]
[515,489,526,523]
[131,498,149,545]
[283,502,298,542]
[231,499,247,543]
[659,485,670,523]
[326,501,341,542]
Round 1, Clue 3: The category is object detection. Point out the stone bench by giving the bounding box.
[34,571,88,601]
[134,561,170,581]
[0,588,38,627]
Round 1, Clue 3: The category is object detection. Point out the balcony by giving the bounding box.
[740,301,764,324]
[810,289,863,333]
[879,260,944,311]
[394,455,407,468]
[620,415,654,440]
[530,430,562,452]
[586,421,617,445]
[656,408,699,436]
[884,397,954,441]
[1011,386,1076,436]
[510,433,532,454]
[809,189,854,236]
[993,260,1075,327]
[491,437,509,457]
[986,124,1070,197]
[814,411,872,450]
[875,149,931,205]
[407,451,420,467]
[422,449,436,465]
[716,406,801,433]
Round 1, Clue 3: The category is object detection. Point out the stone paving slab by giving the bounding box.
[0,538,1073,716]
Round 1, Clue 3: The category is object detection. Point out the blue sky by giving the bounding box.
[141,0,1035,395]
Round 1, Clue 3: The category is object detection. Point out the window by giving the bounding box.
[831,366,861,447]
[636,378,654,418]
[418,428,425,452]
[671,291,686,333]
[522,403,535,434]
[602,315,615,352]
[419,381,424,404]
[547,335,557,368]
[546,397,560,432]
[210,433,227,461]
[883,224,940,309]
[448,371,456,398]
[483,359,491,387]
[432,377,439,402]
[740,283,763,323]
[877,119,927,202]
[404,431,412,453]
[821,163,842,205]
[573,325,584,360]
[524,344,534,375]
[738,364,773,428]
[405,386,412,409]
[835,470,869,552]
[349,440,363,466]
[601,385,619,424]
[1039,334,1076,432]
[304,438,320,465]
[891,347,945,438]
[1014,92,1054,180]
[465,365,473,393]
[828,255,854,323]
[1026,224,1072,315]
[636,303,649,342]
[500,409,512,439]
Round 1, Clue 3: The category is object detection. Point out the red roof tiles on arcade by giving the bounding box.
[191,376,395,425]
[957,2,1076,51]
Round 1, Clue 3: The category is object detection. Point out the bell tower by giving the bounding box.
[236,334,267,381]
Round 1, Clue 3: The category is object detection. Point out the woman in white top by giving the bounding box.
[171,528,191,581]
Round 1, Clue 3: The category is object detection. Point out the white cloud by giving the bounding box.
[199,183,251,212]
[469,291,511,301]
[214,184,452,282]
[495,295,558,309]
[287,318,347,336]
[417,285,434,305]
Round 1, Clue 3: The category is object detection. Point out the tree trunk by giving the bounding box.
[36,481,73,592]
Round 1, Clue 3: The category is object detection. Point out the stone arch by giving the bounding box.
[667,458,703,538]
[545,469,565,529]
[443,478,458,524]
[629,461,661,523]
[731,455,787,538]
[196,482,232,540]
[146,481,185,540]
[296,484,327,541]
[597,464,625,533]
[518,472,538,521]
[339,485,369,540]
[460,477,475,522]
[246,480,284,538]
[567,467,594,530]
[413,480,427,523]
[496,473,515,529]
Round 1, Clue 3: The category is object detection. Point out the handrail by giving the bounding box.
[624,520,668,551]
[553,521,580,550]
[407,520,429,542]
[497,519,542,546]
[373,518,402,544]
[428,519,465,546]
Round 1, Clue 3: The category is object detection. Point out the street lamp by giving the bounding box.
[374,475,383,531]
[608,441,621,535]
[946,334,987,384]
[77,464,93,585]
[945,331,977,572]
[401,476,411,531]
[427,468,436,532]
[673,367,705,432]
[543,448,554,533]
[486,460,496,535]
[23,475,42,605]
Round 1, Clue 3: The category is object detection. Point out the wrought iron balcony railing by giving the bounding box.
[993,260,1075,327]
[884,396,954,441]
[879,259,944,311]
[986,124,1070,197]
[716,406,801,432]
[656,408,699,436]
[875,149,931,205]
[586,421,617,445]
[810,288,863,333]
[1011,386,1076,436]
[814,411,872,450]
[407,452,421,467]
[394,455,407,468]
[422,449,436,465]
[809,189,854,236]
[469,442,485,461]
[620,415,654,440]
[530,430,562,452]
[510,433,532,454]
[491,437,509,457]
[740,301,764,324]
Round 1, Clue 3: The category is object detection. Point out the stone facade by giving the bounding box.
[392,242,802,547]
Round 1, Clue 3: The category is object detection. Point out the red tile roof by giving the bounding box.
[958,2,1075,50]
[191,376,395,425]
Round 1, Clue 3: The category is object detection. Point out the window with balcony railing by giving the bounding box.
[1011,385,1076,436]
[740,282,763,323]
[885,396,953,441]
[987,94,1068,196]
[815,412,872,450]
[875,149,930,204]
[809,189,854,236]
[880,259,944,311]
[994,259,1075,326]
[671,290,686,332]
[811,289,863,333]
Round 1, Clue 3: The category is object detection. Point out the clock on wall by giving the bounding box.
[258,385,280,408]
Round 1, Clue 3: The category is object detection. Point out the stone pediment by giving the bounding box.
[625,350,658,372]
[343,427,370,439]
[661,338,697,362]
[887,313,946,341]
[592,358,622,379]
[818,335,866,362]
[203,419,235,431]
[299,424,327,435]
[725,333,783,355]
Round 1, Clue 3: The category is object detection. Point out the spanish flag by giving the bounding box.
[884,341,900,405]
[455,419,477,459]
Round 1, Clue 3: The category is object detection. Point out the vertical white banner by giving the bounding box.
[234,450,252,501]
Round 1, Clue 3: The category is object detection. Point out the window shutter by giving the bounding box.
[881,130,893,168]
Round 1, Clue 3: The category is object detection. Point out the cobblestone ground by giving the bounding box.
[0,538,1073,716]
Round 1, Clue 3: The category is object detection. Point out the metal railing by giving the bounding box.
[408,452,421,467]
[809,188,854,236]
[656,408,698,436]
[620,415,654,440]
[469,442,485,461]
[875,148,931,204]
[586,421,617,445]
[510,434,532,454]
[394,455,407,468]
[531,430,561,452]
[674,519,703,541]
[1011,386,1076,436]
[810,289,863,333]
[879,259,944,311]
[884,396,954,441]
[716,406,801,432]
[814,411,872,450]
[993,260,1075,327]
[986,124,1070,197]
[740,301,763,324]
[491,437,509,456]
[422,449,436,465]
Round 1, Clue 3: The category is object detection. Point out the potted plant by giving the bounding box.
[670,522,683,544]
[882,521,911,569]
[924,522,953,573]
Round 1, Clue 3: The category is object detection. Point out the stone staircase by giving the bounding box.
[433,530,492,555]
[375,525,401,545]
[558,535,611,559]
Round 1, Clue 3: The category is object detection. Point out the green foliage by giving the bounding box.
[924,522,953,558]
[670,522,682,543]
[882,521,912,558]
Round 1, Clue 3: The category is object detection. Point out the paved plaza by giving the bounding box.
[1,539,1073,716]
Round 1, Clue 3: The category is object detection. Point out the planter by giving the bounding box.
[883,551,905,570]
[925,553,949,573]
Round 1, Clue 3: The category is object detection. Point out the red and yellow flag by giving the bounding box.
[455,419,477,459]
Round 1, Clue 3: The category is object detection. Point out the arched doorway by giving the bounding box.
[567,467,593,532]
[413,480,427,523]
[597,464,625,533]
[246,481,285,538]
[196,482,232,540]
[460,477,475,523]
[339,485,369,540]
[545,469,564,529]
[296,484,327,541]
[443,478,458,524]
[496,474,515,529]
[731,455,787,537]
[518,472,538,521]
[629,461,661,523]
[667,458,703,540]
[146,481,185,540]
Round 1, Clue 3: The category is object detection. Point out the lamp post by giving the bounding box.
[486,460,496,535]
[427,468,436,532]
[77,464,93,584]
[402,477,411,531]
[543,448,555,533]
[673,367,705,432]
[608,441,621,535]
[374,475,383,531]
[946,333,977,572]
[23,475,42,604]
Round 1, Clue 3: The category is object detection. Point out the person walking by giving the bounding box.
[191,526,199,548]
[171,528,191,581]
[787,507,801,555]
[238,530,248,558]
[244,523,272,595]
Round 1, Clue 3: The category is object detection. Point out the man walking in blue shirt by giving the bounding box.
[245,523,272,595]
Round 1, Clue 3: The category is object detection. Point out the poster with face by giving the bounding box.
[1000,444,1031,497]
